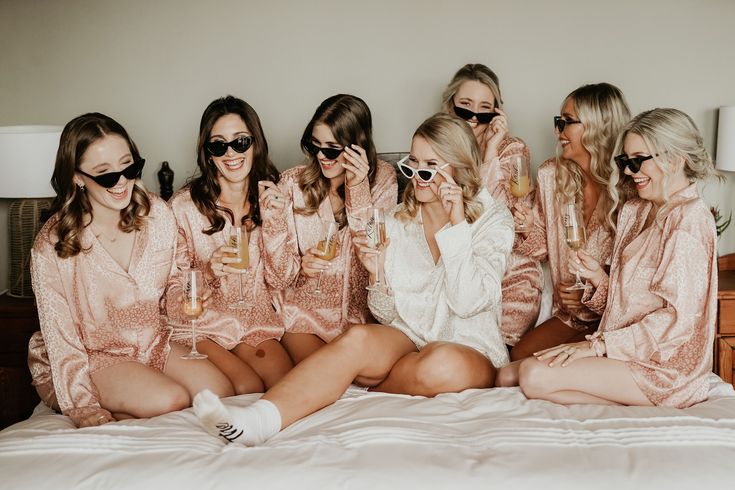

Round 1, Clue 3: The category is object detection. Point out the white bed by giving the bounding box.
[1,374,734,490]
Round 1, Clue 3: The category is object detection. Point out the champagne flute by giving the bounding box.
[225,224,249,309]
[365,207,387,291]
[181,268,208,360]
[563,202,587,291]
[313,220,338,295]
[509,154,531,233]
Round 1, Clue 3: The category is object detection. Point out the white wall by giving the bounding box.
[1,0,734,289]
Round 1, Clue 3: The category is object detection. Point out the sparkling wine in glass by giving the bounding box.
[313,220,338,295]
[225,225,249,309]
[563,202,587,291]
[365,207,387,291]
[509,154,531,233]
[181,268,208,360]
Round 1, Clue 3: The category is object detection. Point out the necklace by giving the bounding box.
[91,223,121,243]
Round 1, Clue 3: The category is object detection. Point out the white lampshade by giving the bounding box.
[717,106,735,172]
[0,125,62,198]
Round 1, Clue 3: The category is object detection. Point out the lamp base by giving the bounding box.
[8,198,53,298]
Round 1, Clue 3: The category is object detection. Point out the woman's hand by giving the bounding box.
[77,408,115,428]
[342,144,370,187]
[208,245,242,278]
[483,108,509,162]
[301,246,339,278]
[352,230,389,277]
[569,250,607,288]
[512,202,533,237]
[258,180,288,211]
[432,167,465,225]
[558,283,584,312]
[533,340,596,367]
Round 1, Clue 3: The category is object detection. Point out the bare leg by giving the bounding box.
[495,360,523,387]
[371,342,495,396]
[510,316,593,361]
[197,339,264,394]
[232,339,294,389]
[280,332,326,364]
[164,342,235,398]
[518,356,652,406]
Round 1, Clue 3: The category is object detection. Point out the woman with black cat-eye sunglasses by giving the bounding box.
[441,63,542,350]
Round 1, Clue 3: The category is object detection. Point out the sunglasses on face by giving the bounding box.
[614,154,654,174]
[453,106,499,124]
[77,159,145,188]
[204,135,254,157]
[553,116,582,133]
[396,156,450,183]
[303,141,344,160]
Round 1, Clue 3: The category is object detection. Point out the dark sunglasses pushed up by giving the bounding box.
[453,106,499,124]
[614,154,654,174]
[77,159,145,188]
[204,135,254,157]
[553,116,582,133]
[302,140,344,160]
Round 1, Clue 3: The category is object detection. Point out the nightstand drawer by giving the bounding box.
[719,337,735,385]
[720,300,735,335]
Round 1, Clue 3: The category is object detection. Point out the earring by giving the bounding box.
[77,183,86,192]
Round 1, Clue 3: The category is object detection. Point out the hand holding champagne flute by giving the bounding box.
[509,154,531,232]
[313,220,338,295]
[563,201,587,291]
[225,224,249,309]
[365,207,387,291]
[181,268,208,360]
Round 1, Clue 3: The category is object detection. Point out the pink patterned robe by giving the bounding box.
[582,184,717,407]
[262,161,397,342]
[167,189,284,348]
[480,135,543,345]
[516,158,614,331]
[27,195,176,421]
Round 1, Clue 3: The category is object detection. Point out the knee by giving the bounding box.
[494,362,519,388]
[414,345,493,396]
[232,377,264,396]
[152,385,191,414]
[334,323,373,353]
[518,358,551,399]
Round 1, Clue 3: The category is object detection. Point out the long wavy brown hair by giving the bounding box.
[555,83,631,231]
[396,113,484,224]
[188,96,279,234]
[49,112,150,258]
[297,94,378,228]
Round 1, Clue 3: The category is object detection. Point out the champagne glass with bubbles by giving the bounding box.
[563,201,587,291]
[313,220,338,295]
[181,268,208,360]
[365,207,387,291]
[225,224,249,309]
[509,154,531,233]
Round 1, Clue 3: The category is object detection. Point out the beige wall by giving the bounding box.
[1,0,734,290]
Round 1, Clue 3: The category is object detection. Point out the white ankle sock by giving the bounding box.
[193,390,282,446]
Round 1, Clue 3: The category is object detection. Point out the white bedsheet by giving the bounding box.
[1,374,735,490]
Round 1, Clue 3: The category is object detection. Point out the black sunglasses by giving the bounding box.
[453,106,499,124]
[614,154,654,174]
[553,116,582,133]
[77,159,145,188]
[303,141,344,160]
[205,136,254,157]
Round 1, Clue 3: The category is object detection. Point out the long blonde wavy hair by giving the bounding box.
[49,113,150,258]
[608,108,720,228]
[441,63,503,112]
[296,94,378,228]
[555,83,630,230]
[396,113,484,224]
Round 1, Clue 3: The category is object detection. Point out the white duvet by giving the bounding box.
[1,374,735,490]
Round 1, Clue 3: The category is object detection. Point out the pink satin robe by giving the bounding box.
[262,161,397,342]
[582,185,717,408]
[516,158,614,331]
[480,135,543,345]
[27,195,176,421]
[167,189,284,349]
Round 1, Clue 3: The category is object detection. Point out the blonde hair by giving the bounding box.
[441,63,503,113]
[396,113,484,224]
[608,108,720,227]
[555,83,631,230]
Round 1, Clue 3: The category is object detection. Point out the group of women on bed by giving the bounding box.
[26,63,720,443]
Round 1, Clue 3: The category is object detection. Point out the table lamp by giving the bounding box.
[0,126,61,298]
[717,106,735,172]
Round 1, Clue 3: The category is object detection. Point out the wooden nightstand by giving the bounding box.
[0,293,41,429]
[715,253,735,388]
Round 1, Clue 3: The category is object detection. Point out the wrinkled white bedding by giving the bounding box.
[1,374,734,490]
